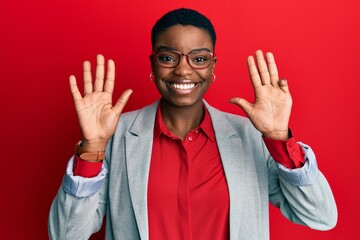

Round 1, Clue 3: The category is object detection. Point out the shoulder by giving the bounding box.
[107,101,159,150]
[205,101,260,136]
[204,102,270,164]
[119,101,159,125]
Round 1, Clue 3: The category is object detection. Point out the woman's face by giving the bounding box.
[151,25,216,108]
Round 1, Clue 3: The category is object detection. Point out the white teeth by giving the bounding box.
[171,83,196,89]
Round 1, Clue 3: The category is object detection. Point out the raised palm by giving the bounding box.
[230,50,292,140]
[69,54,132,151]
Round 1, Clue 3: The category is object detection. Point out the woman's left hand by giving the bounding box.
[230,50,292,140]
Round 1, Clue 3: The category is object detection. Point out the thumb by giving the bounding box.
[229,97,253,115]
[113,89,133,115]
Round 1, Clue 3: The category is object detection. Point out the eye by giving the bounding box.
[190,52,211,65]
[158,55,176,62]
[156,51,179,65]
[194,56,207,62]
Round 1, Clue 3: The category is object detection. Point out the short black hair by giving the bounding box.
[151,8,216,48]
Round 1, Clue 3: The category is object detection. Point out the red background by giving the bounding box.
[1,0,359,239]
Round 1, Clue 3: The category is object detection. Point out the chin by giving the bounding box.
[162,96,203,108]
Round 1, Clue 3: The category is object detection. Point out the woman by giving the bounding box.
[49,8,337,240]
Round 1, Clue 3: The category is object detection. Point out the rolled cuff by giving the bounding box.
[62,156,108,198]
[276,142,320,186]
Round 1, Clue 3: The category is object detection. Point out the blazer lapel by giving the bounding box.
[206,102,251,240]
[125,101,159,240]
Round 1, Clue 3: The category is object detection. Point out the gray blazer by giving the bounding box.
[49,100,337,240]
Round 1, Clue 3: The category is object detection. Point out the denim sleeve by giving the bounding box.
[275,142,320,186]
[62,156,108,198]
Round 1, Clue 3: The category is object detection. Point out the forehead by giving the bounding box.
[154,25,214,52]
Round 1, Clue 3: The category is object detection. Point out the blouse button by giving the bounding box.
[188,136,193,141]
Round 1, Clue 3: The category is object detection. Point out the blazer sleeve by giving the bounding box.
[48,155,110,239]
[266,141,338,230]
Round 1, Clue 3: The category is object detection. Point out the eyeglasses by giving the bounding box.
[152,49,214,69]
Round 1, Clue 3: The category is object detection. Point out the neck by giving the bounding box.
[160,99,204,141]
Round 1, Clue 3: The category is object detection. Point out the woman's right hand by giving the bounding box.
[69,54,133,152]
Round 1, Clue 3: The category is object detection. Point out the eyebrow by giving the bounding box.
[156,46,212,53]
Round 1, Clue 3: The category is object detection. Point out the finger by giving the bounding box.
[279,79,290,93]
[255,50,271,85]
[83,61,93,95]
[229,97,253,116]
[69,75,82,102]
[94,54,105,92]
[247,56,262,89]
[266,52,279,86]
[112,89,133,115]
[104,59,115,94]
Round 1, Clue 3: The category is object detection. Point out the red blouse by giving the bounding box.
[147,106,229,240]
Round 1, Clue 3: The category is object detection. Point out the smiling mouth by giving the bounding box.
[168,82,197,90]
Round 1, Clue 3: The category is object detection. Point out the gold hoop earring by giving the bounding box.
[149,72,154,82]
[211,73,216,83]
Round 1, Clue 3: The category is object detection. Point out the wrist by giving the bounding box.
[80,139,108,152]
[263,129,289,141]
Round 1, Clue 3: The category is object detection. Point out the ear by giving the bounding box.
[150,54,155,71]
[211,56,217,71]
[213,55,217,64]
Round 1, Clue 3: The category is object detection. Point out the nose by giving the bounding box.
[174,55,193,76]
